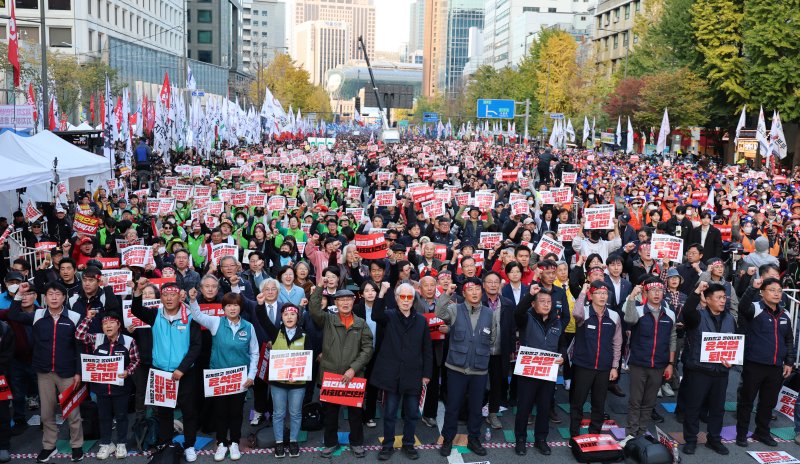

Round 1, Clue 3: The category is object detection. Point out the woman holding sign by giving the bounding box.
[253,296,311,458]
[187,289,258,462]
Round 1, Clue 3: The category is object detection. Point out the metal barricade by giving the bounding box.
[7,229,49,272]
[785,288,800,366]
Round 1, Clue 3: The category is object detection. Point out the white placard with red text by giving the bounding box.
[101,269,132,295]
[651,234,684,263]
[375,191,396,207]
[478,232,503,249]
[533,235,565,258]
[203,366,248,397]
[145,368,179,408]
[513,346,561,382]
[211,243,239,265]
[584,204,615,230]
[776,385,797,420]
[122,299,159,329]
[562,172,577,184]
[121,246,153,267]
[81,354,124,386]
[700,332,744,365]
[748,452,800,464]
[268,350,313,382]
[557,224,581,242]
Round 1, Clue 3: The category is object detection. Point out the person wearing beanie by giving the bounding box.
[75,311,140,459]
[743,236,780,272]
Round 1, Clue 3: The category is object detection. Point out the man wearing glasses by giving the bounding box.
[622,278,676,439]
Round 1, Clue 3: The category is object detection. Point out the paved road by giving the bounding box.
[8,367,800,463]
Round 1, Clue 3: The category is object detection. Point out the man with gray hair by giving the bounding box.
[214,255,255,300]
[250,277,281,427]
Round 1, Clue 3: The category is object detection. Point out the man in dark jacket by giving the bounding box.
[66,266,121,336]
[0,315,15,461]
[482,272,515,429]
[688,212,723,260]
[371,282,432,461]
[8,281,84,463]
[677,243,706,295]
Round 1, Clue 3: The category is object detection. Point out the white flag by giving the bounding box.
[705,186,715,212]
[615,116,622,147]
[770,111,787,159]
[102,75,115,163]
[565,118,575,142]
[591,116,596,147]
[656,108,670,154]
[583,116,590,143]
[756,106,769,156]
[186,63,197,91]
[626,117,634,154]
[733,105,746,147]
[548,120,558,147]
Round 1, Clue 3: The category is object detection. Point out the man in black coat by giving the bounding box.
[688,212,723,260]
[370,282,432,461]
[482,272,516,429]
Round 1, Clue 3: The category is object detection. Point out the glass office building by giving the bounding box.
[442,0,484,94]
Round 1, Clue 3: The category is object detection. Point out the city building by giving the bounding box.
[460,26,482,79]
[408,0,424,56]
[422,0,483,96]
[186,0,250,91]
[590,0,642,77]
[294,20,351,85]
[242,0,288,75]
[291,0,375,62]
[481,0,594,70]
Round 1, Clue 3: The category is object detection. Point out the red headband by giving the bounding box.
[643,282,664,292]
[282,306,299,315]
[161,286,180,295]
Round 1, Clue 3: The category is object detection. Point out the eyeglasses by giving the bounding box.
[397,294,414,301]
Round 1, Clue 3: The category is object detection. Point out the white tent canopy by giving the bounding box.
[0,130,112,216]
[67,122,96,132]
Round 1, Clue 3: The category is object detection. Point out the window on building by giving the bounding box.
[198,30,212,43]
[18,26,39,42]
[197,9,212,22]
[548,7,556,12]
[49,27,71,46]
[87,0,91,14]
[580,16,586,21]
[88,30,92,49]
[47,0,70,9]
[522,6,539,12]
[635,1,641,11]
[624,4,630,19]
[261,10,267,16]
[0,28,6,40]
[187,10,191,22]
[622,31,629,46]
[15,0,36,8]
[187,50,191,58]
[106,2,109,21]
[603,37,608,50]
[261,31,267,37]
[198,50,212,62]
[613,34,618,49]
[252,9,258,14]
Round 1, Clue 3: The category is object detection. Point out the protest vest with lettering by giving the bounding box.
[744,301,791,366]
[521,310,563,354]
[628,303,675,369]
[445,304,493,372]
[90,333,134,396]
[683,309,736,375]
[152,309,193,372]
[270,329,307,386]
[572,307,620,371]
[210,318,253,371]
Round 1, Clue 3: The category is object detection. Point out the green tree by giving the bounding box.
[634,68,711,128]
[691,0,747,105]
[626,0,699,78]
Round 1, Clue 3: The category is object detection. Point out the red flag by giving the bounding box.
[7,2,20,87]
[99,95,105,127]
[90,94,95,124]
[159,73,171,110]
[27,83,37,121]
[48,98,56,131]
[114,96,123,130]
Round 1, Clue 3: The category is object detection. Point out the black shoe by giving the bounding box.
[439,440,452,457]
[467,438,487,456]
[735,437,749,447]
[752,434,778,447]
[275,444,286,458]
[683,443,696,455]
[705,441,729,455]
[549,409,562,424]
[515,440,527,456]
[608,384,626,397]
[10,422,28,436]
[36,449,57,463]
[651,410,664,423]
[378,447,393,461]
[534,440,551,456]
[401,445,419,460]
[71,448,84,462]
[288,442,300,458]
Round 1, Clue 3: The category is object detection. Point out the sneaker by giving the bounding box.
[115,444,127,459]
[420,416,437,428]
[564,379,571,391]
[486,413,502,429]
[71,448,84,462]
[365,419,377,428]
[274,444,285,459]
[0,449,9,463]
[229,443,241,461]
[400,445,418,460]
[661,384,675,397]
[377,447,393,461]
[184,446,197,463]
[96,444,115,460]
[27,396,40,410]
[619,435,635,447]
[527,415,534,425]
[350,445,365,458]
[11,422,28,436]
[320,445,339,458]
[705,441,729,455]
[608,383,625,397]
[250,412,263,426]
[683,442,696,455]
[214,444,228,462]
[736,436,749,447]
[36,449,57,463]
[288,442,300,458]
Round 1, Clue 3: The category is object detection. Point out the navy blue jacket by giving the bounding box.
[571,293,622,371]
[604,275,632,315]
[514,291,567,353]
[739,286,793,366]
[625,300,675,369]
[681,293,737,376]
[67,287,122,337]
[8,300,82,378]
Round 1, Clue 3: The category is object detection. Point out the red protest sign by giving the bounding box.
[320,371,366,408]
[256,343,269,381]
[203,366,247,397]
[572,434,623,453]
[715,224,732,242]
[0,375,12,400]
[97,257,120,269]
[58,382,88,417]
[355,234,388,259]
[73,213,100,236]
[268,350,313,382]
[423,313,446,341]
[700,332,744,365]
[408,185,434,203]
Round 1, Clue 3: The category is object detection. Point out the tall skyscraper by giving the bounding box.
[423,0,484,96]
[422,0,447,97]
[409,0,425,53]
[292,0,375,61]
[294,20,352,85]
[242,0,288,74]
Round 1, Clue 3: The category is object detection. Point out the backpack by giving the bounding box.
[624,435,673,464]
[133,416,160,452]
[146,444,181,464]
[301,402,324,431]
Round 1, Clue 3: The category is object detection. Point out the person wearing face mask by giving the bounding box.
[186,220,210,270]
[666,205,694,243]
[627,196,646,232]
[0,273,24,310]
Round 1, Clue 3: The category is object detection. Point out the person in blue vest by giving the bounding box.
[435,277,496,458]
[569,280,622,437]
[680,281,736,455]
[623,278,676,439]
[75,310,140,460]
[513,285,567,456]
[187,289,258,462]
[735,277,793,448]
[130,279,202,463]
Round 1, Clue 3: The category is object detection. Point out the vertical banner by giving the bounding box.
[145,368,179,408]
[58,383,89,417]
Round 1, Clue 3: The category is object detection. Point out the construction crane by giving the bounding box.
[357,35,400,143]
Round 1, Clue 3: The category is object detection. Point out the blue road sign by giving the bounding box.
[476,99,516,119]
[422,112,439,123]
[549,113,564,119]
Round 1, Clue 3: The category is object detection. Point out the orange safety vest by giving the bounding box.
[628,208,644,231]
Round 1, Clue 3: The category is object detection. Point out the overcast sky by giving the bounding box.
[375,0,413,52]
